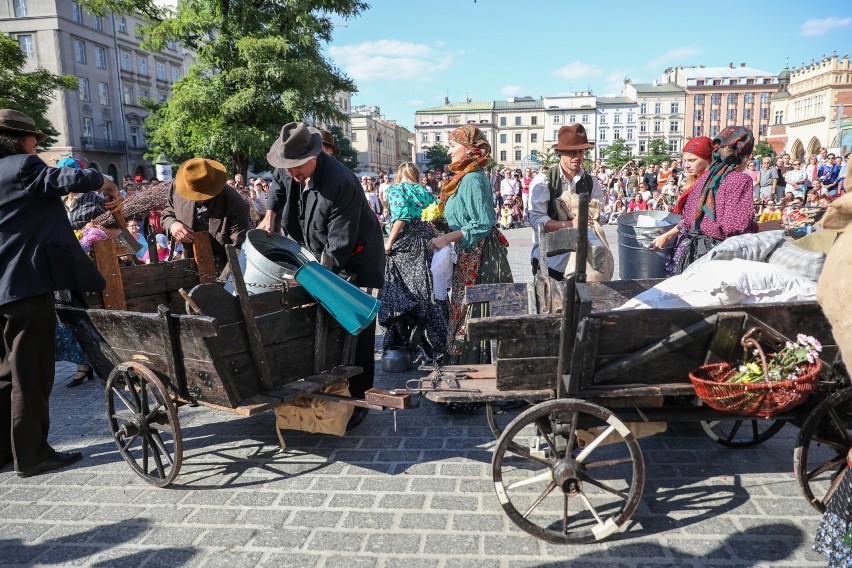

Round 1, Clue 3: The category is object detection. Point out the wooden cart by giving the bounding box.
[58,234,398,487]
[426,193,851,545]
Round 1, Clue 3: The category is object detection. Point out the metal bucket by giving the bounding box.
[616,211,681,279]
[242,229,317,294]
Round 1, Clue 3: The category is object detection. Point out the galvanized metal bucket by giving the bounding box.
[242,229,317,294]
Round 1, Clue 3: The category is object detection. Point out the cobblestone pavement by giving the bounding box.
[0,226,829,567]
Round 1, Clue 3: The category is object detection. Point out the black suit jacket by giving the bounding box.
[268,153,384,288]
[161,183,249,270]
[0,154,106,306]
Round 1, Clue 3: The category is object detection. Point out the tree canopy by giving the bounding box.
[330,125,359,171]
[753,141,776,161]
[82,0,367,176]
[424,143,451,172]
[0,34,77,149]
[642,139,671,166]
[534,147,558,171]
[600,138,633,171]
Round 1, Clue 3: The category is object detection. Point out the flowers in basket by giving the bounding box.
[75,226,109,254]
[727,334,822,384]
[421,202,450,234]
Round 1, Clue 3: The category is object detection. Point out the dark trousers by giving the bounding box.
[0,294,57,469]
[350,318,376,399]
[531,257,565,281]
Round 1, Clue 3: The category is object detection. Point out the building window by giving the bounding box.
[98,82,109,105]
[743,108,753,121]
[696,79,705,86]
[692,125,703,137]
[500,150,507,161]
[156,61,166,80]
[694,94,704,106]
[727,93,737,104]
[17,34,34,60]
[82,117,94,140]
[420,133,428,142]
[614,114,621,124]
[499,133,507,143]
[729,78,739,86]
[639,140,646,153]
[709,125,719,137]
[135,25,143,39]
[434,133,441,142]
[568,114,576,123]
[72,2,82,23]
[669,139,679,153]
[514,133,521,143]
[500,117,507,126]
[710,93,721,104]
[92,15,103,31]
[581,113,589,123]
[118,16,127,33]
[694,109,703,121]
[130,126,140,148]
[639,121,647,133]
[774,110,784,125]
[614,129,621,140]
[74,39,86,64]
[552,130,558,140]
[171,66,180,83]
[760,92,771,103]
[669,121,679,132]
[13,0,27,17]
[653,120,662,132]
[627,128,634,139]
[137,56,147,75]
[140,89,149,99]
[166,41,177,51]
[712,79,721,86]
[759,124,768,136]
[515,150,522,161]
[640,103,647,114]
[514,116,521,126]
[123,85,134,105]
[78,77,90,101]
[627,113,635,123]
[93,46,105,69]
[599,114,606,124]
[654,103,661,114]
[599,129,606,140]
[103,120,113,142]
[746,78,755,85]
[530,133,538,143]
[159,93,167,103]
[710,109,720,121]
[671,102,679,114]
[552,115,560,124]
[531,116,537,126]
[760,108,769,120]
[744,93,754,104]
[120,50,132,71]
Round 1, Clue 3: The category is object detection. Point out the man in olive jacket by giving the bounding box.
[259,123,384,430]
[0,109,121,477]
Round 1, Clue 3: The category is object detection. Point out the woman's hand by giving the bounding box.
[428,234,450,250]
[650,232,674,250]
[384,242,394,255]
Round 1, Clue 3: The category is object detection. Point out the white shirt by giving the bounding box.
[529,168,604,273]
[500,177,520,199]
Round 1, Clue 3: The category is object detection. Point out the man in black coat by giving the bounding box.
[259,123,384,430]
[0,109,121,477]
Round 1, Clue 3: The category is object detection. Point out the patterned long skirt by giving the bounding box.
[447,228,513,365]
[378,221,448,362]
[54,291,87,365]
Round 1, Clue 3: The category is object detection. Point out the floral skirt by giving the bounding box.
[447,228,513,365]
[814,462,852,567]
[378,221,448,361]
[54,292,87,365]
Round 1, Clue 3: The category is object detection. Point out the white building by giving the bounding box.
[350,106,412,174]
[595,96,638,160]
[413,99,495,171]
[492,97,545,169]
[311,91,353,140]
[542,92,596,146]
[622,81,686,156]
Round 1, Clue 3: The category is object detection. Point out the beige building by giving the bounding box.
[350,105,412,174]
[662,64,776,143]
[311,90,353,140]
[543,93,596,145]
[492,97,545,169]
[1,0,193,179]
[413,99,495,171]
[622,81,686,155]
[768,54,852,159]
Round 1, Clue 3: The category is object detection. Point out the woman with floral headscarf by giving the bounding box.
[428,125,513,364]
[656,126,758,275]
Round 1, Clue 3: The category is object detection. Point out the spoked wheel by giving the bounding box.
[492,399,644,544]
[486,401,530,438]
[105,363,182,487]
[700,418,786,447]
[794,386,852,512]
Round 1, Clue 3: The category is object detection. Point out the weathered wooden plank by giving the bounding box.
[497,336,558,358]
[705,312,747,364]
[120,259,197,286]
[124,293,169,314]
[468,314,560,342]
[582,279,661,312]
[93,238,126,310]
[365,388,411,409]
[496,356,559,390]
[577,383,698,398]
[216,307,317,357]
[465,283,532,316]
[192,232,218,284]
[123,271,199,299]
[146,233,159,264]
[541,227,579,257]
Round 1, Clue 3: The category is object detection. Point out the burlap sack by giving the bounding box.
[816,193,852,365]
[274,380,354,449]
[555,193,615,282]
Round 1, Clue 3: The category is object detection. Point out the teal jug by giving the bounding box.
[295,261,381,335]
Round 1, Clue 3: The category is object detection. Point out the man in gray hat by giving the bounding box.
[259,122,384,430]
[0,109,122,477]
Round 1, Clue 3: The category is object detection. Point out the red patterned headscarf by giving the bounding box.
[682,136,713,161]
[694,126,754,221]
[439,125,491,209]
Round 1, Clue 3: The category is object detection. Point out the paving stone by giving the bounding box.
[287,510,343,528]
[382,558,439,568]
[40,524,99,543]
[197,550,265,568]
[429,495,479,511]
[195,528,256,547]
[0,543,51,564]
[306,530,364,552]
[444,558,500,568]
[408,478,457,493]
[227,491,280,507]
[423,534,480,554]
[727,537,801,563]
[312,476,361,491]
[0,522,52,543]
[259,552,321,567]
[0,503,50,520]
[452,513,505,532]
[323,556,377,568]
[35,545,103,566]
[86,524,146,545]
[342,511,395,529]
[377,493,425,510]
[144,547,205,567]
[140,506,193,523]
[238,509,292,526]
[40,504,99,521]
[185,507,240,525]
[86,505,146,522]
[278,492,328,507]
[397,512,449,530]
[0,487,52,501]
[140,526,203,547]
[363,532,421,554]
[360,478,409,492]
[251,528,311,549]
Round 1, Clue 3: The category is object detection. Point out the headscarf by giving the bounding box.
[57,157,85,169]
[439,125,491,210]
[673,136,713,214]
[694,126,754,221]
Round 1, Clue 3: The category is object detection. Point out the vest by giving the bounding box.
[545,166,594,219]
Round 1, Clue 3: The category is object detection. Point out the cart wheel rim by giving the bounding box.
[492,398,644,544]
[105,362,182,488]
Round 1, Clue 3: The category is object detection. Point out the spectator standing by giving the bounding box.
[803,155,820,184]
[643,163,659,193]
[758,157,778,200]
[784,159,806,198]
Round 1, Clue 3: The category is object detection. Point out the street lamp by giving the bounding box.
[376,133,383,172]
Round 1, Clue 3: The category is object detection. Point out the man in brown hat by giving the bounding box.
[259,122,383,431]
[528,123,603,279]
[162,158,249,275]
[0,109,122,477]
[319,129,340,157]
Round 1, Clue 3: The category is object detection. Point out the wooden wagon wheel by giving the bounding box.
[794,386,852,512]
[492,399,644,544]
[699,417,786,448]
[105,362,183,488]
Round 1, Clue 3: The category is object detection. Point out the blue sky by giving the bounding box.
[324,1,851,130]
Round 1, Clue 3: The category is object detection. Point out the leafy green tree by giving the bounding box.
[329,125,359,171]
[535,147,558,170]
[0,34,77,149]
[753,141,776,161]
[600,138,633,171]
[643,139,671,166]
[425,143,451,171]
[82,0,366,177]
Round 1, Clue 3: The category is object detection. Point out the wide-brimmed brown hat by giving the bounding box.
[267,122,322,168]
[0,109,48,142]
[175,158,227,201]
[552,123,594,152]
[319,129,340,156]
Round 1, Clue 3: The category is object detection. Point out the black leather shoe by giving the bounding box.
[17,451,82,478]
[0,456,12,471]
[346,407,369,432]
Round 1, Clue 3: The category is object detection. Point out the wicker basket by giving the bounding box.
[690,335,822,418]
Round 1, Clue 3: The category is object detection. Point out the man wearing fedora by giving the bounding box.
[528,123,603,280]
[0,109,122,477]
[162,158,249,276]
[258,122,383,430]
[319,129,340,157]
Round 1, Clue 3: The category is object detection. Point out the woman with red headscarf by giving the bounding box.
[428,125,513,364]
[652,127,758,275]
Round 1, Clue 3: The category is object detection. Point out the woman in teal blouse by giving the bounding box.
[379,163,447,364]
[429,125,513,364]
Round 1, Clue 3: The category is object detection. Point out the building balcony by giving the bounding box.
[80,137,127,153]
